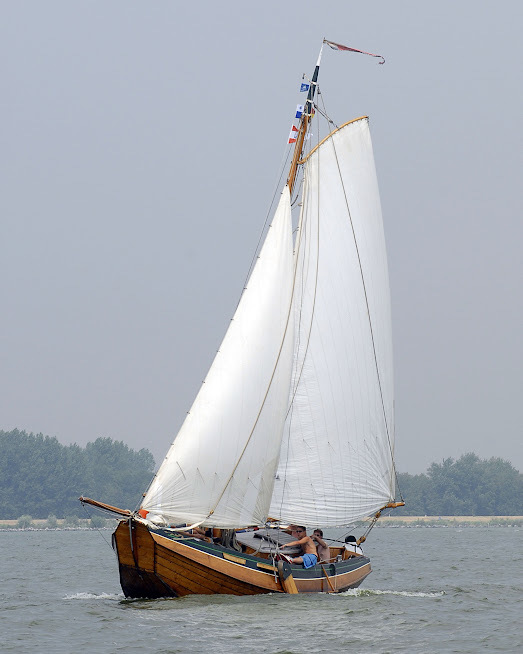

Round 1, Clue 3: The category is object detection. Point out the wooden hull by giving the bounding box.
[112,519,372,598]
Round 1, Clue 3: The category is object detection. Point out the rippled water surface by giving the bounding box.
[1,527,521,653]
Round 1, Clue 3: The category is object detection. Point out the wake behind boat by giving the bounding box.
[81,39,404,597]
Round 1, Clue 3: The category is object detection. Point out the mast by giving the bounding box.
[286,42,324,196]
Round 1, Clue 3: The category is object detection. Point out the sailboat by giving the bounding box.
[81,39,404,597]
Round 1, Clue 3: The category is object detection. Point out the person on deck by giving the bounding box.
[190,527,210,540]
[171,525,211,541]
[280,526,318,568]
[344,534,363,555]
[311,529,330,562]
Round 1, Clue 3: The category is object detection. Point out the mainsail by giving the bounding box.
[270,117,395,526]
[142,118,395,529]
[141,188,295,527]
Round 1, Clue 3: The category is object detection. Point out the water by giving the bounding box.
[1,527,521,653]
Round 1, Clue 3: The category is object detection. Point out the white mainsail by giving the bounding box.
[141,188,295,527]
[270,117,395,526]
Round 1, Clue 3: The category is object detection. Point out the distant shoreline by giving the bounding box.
[1,516,522,529]
[376,515,522,527]
[378,515,522,522]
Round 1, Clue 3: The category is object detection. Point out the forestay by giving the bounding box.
[270,118,395,526]
[142,188,295,527]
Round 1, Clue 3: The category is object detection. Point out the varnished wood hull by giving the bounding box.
[112,519,372,598]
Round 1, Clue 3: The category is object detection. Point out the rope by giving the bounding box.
[276,90,404,527]
[140,145,293,515]
[214,91,337,522]
[277,128,321,520]
[357,511,382,545]
[81,503,114,550]
[236,147,293,312]
[205,185,302,520]
[315,91,338,130]
[329,130,401,502]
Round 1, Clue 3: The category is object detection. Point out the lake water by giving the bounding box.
[0,526,521,653]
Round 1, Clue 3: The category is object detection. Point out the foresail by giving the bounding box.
[270,118,395,526]
[141,188,295,527]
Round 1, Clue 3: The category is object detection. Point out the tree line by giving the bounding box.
[395,453,522,516]
[1,430,521,519]
[0,429,155,519]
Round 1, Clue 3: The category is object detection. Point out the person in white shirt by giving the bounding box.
[344,534,363,555]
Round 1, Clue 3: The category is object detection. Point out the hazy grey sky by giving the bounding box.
[1,1,522,474]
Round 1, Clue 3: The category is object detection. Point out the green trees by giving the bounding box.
[46,514,58,528]
[0,429,155,519]
[2,429,521,518]
[17,515,33,528]
[396,453,522,516]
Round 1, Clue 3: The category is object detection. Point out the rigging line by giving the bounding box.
[313,99,353,502]
[317,88,339,130]
[290,172,305,208]
[277,111,327,518]
[313,104,333,126]
[314,101,337,130]
[81,503,113,550]
[235,147,293,313]
[140,148,294,511]
[264,110,325,520]
[278,170,314,516]
[277,172,312,518]
[329,131,400,497]
[205,188,302,521]
[357,509,383,544]
[284,146,320,415]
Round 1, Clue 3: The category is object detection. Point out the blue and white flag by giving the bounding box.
[300,82,310,92]
[295,104,304,118]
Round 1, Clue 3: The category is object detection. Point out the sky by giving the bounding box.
[1,1,522,475]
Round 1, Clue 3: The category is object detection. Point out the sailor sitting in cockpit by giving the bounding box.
[280,526,318,568]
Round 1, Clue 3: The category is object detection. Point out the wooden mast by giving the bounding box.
[286,42,324,196]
